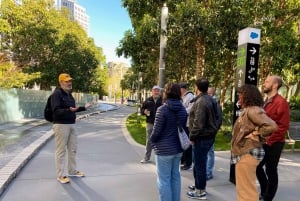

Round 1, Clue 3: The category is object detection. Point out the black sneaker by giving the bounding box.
[187,190,207,200]
[181,165,192,170]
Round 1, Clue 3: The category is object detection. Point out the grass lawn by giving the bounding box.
[126,112,147,145]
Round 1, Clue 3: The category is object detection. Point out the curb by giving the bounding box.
[0,130,53,195]
[0,104,118,196]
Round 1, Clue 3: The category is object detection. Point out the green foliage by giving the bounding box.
[290,95,300,110]
[222,101,234,126]
[0,0,106,95]
[119,0,300,104]
[290,110,300,122]
[290,95,300,121]
[0,61,40,88]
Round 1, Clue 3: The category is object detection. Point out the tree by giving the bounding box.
[0,0,107,95]
[119,0,300,104]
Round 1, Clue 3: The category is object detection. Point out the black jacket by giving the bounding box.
[51,87,86,124]
[141,96,162,124]
[189,93,218,140]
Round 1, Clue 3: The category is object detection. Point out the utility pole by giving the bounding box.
[158,2,168,88]
[137,72,142,123]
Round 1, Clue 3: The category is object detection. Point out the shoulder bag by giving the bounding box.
[169,107,191,150]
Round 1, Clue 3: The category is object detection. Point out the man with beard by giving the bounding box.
[256,75,290,201]
[52,73,92,184]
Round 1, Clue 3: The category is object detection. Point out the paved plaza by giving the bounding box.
[0,105,299,201]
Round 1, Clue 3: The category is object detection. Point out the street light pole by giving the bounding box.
[137,72,142,123]
[158,2,168,88]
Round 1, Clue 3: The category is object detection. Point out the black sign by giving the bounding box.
[233,43,260,124]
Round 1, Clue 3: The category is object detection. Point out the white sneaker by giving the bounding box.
[140,159,150,163]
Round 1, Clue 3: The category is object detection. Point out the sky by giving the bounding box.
[76,0,132,65]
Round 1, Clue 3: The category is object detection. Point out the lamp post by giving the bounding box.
[158,2,168,88]
[137,72,142,123]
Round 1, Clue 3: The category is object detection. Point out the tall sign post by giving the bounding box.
[233,27,261,123]
[158,3,168,88]
[230,27,261,184]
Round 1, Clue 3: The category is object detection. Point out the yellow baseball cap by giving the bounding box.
[58,73,72,82]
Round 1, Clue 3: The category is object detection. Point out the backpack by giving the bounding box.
[44,95,53,122]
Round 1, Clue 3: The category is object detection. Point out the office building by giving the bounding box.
[56,0,90,34]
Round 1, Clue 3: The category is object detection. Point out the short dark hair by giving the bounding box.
[195,77,209,93]
[163,82,181,101]
[179,82,188,89]
[238,84,264,107]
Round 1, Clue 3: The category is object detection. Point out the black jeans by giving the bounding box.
[256,142,284,201]
[192,138,214,190]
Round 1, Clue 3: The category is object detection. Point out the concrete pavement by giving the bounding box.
[0,105,300,200]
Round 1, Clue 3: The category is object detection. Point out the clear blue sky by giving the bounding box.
[77,0,132,65]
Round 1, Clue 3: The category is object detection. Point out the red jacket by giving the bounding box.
[264,94,290,145]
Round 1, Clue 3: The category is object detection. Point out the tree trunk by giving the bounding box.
[195,36,205,79]
[220,52,234,106]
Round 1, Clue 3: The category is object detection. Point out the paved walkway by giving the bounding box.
[0,105,300,200]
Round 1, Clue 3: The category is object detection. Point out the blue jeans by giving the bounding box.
[155,153,183,201]
[206,144,215,178]
[193,138,214,190]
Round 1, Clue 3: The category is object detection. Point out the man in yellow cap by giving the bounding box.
[51,73,92,184]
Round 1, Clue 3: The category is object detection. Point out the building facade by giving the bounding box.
[56,0,90,34]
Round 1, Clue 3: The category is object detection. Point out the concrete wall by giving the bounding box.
[0,88,98,123]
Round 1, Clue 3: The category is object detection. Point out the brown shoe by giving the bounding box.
[69,170,85,177]
[57,176,70,184]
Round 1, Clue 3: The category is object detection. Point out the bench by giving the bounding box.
[286,122,300,151]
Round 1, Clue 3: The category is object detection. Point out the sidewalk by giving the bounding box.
[0,105,300,200]
[0,103,117,195]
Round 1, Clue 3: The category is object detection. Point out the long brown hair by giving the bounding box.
[238,84,264,107]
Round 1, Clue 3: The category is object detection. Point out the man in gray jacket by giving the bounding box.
[180,83,194,170]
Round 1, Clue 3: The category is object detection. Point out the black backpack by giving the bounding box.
[44,95,53,122]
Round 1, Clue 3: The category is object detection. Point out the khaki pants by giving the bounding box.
[236,154,259,201]
[53,124,77,177]
[144,123,154,160]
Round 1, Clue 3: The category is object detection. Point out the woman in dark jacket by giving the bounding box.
[151,82,188,201]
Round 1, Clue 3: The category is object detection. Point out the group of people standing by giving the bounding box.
[140,75,290,201]
[140,78,221,201]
